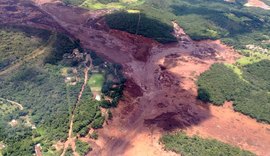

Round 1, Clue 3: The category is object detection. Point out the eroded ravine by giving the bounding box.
[5,1,270,155]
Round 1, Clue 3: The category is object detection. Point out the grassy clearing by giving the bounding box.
[82,0,124,9]
[127,9,140,13]
[161,132,255,156]
[67,0,145,10]
[88,73,105,92]
[225,64,243,79]
[236,51,270,66]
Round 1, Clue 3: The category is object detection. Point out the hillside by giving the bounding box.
[0,25,125,156]
[0,0,270,156]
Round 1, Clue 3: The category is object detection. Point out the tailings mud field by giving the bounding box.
[1,0,270,155]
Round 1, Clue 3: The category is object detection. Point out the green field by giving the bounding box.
[88,73,105,92]
[63,0,144,9]
[161,132,255,156]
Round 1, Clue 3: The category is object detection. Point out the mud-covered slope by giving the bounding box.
[1,0,270,156]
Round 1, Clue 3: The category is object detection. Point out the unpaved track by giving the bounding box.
[6,1,270,155]
[0,98,24,110]
[61,54,93,156]
[61,66,90,156]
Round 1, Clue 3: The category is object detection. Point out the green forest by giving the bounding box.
[0,25,51,71]
[0,25,125,156]
[197,61,270,123]
[0,25,81,156]
[161,132,255,156]
[75,140,91,156]
[105,11,177,43]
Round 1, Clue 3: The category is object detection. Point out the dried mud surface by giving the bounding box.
[245,0,270,10]
[1,1,270,156]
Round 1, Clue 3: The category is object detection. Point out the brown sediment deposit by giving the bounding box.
[244,0,270,10]
[1,0,270,155]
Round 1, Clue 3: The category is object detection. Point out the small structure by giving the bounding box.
[9,119,18,127]
[95,94,101,101]
[73,49,84,60]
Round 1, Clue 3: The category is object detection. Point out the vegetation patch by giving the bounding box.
[0,21,125,156]
[0,25,50,71]
[75,140,92,156]
[73,52,125,136]
[197,63,248,105]
[0,99,21,116]
[197,61,270,123]
[81,0,144,10]
[64,146,73,156]
[0,25,82,155]
[160,132,255,156]
[63,0,144,9]
[105,11,177,43]
[73,97,102,136]
[88,73,105,92]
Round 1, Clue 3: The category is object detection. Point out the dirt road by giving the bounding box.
[61,58,91,156]
[3,1,270,155]
[0,98,23,110]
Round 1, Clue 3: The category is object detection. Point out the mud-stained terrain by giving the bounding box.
[245,0,270,10]
[1,0,270,156]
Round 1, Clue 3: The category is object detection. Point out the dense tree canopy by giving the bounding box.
[197,61,270,123]
[161,132,255,156]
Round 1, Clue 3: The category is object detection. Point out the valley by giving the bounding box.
[0,0,270,156]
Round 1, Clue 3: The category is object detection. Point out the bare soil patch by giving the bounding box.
[244,0,270,10]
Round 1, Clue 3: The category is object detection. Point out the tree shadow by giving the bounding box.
[105,11,177,43]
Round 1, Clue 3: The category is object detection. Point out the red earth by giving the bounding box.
[1,1,270,156]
